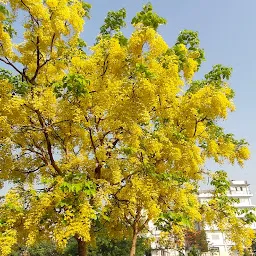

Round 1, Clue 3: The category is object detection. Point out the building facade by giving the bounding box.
[198,180,256,256]
[150,180,255,256]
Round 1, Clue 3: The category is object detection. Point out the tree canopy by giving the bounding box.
[0,1,253,256]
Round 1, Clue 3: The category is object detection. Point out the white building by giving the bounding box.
[150,180,255,256]
[199,180,256,256]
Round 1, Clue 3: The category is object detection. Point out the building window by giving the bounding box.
[212,234,220,240]
[240,187,243,191]
[239,198,248,204]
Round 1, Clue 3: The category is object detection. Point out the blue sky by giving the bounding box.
[1,1,256,199]
[84,0,256,196]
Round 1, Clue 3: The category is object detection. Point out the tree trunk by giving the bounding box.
[76,237,87,256]
[130,228,138,256]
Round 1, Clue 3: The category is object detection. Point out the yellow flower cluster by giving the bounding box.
[0,24,13,58]
[128,27,168,58]
[54,202,95,249]
[183,57,198,81]
[0,230,17,256]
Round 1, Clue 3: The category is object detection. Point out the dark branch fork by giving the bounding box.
[0,0,56,84]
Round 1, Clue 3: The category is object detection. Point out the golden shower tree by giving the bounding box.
[0,1,253,256]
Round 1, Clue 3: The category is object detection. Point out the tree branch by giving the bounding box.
[35,110,62,175]
[0,57,30,82]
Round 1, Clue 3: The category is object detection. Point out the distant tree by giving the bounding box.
[188,246,200,256]
[185,230,208,253]
[11,236,150,256]
[88,236,150,256]
[11,241,61,256]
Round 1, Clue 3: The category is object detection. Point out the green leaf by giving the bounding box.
[98,8,127,42]
[53,74,90,99]
[0,68,30,95]
[131,3,166,30]
[205,64,232,83]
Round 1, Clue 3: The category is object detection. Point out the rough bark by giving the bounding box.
[76,237,87,256]
[130,224,138,256]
